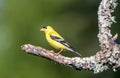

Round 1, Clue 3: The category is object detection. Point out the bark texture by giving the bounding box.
[21,0,119,73]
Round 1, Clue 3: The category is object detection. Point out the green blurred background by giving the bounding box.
[0,0,120,78]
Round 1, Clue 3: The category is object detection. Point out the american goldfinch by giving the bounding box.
[40,26,81,56]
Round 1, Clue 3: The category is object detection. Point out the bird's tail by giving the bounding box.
[67,48,82,57]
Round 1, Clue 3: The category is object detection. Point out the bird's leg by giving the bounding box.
[56,49,63,55]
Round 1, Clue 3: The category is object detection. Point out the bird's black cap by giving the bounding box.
[42,26,47,29]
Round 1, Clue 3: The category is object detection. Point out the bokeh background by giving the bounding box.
[0,0,120,78]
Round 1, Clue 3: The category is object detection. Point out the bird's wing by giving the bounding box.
[50,34,72,49]
[50,34,82,56]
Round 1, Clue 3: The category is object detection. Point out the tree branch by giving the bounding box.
[98,0,117,48]
[21,0,120,73]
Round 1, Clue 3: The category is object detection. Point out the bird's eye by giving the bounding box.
[42,26,47,29]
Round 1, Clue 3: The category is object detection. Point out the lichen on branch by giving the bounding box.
[21,0,120,73]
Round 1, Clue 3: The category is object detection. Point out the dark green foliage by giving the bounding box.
[0,0,119,78]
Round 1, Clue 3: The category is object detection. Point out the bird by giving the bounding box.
[40,26,81,56]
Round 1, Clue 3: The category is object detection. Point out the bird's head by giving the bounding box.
[40,26,54,33]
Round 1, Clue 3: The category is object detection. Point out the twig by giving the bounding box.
[21,0,120,73]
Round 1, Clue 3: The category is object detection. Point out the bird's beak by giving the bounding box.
[40,28,44,31]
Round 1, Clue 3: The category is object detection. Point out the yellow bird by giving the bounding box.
[40,26,81,56]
